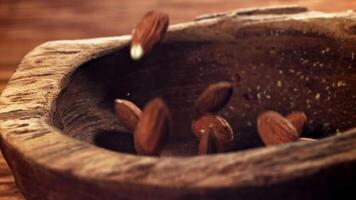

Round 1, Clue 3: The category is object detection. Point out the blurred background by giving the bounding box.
[0,0,355,198]
[1,0,356,93]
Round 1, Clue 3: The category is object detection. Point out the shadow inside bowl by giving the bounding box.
[52,28,356,156]
[94,131,136,154]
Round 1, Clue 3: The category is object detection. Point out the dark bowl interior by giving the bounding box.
[52,30,356,156]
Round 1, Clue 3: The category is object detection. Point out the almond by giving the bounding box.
[134,98,172,156]
[257,111,299,146]
[195,81,233,114]
[286,112,307,136]
[131,10,169,60]
[192,114,215,138]
[198,128,218,155]
[192,114,233,152]
[114,99,142,132]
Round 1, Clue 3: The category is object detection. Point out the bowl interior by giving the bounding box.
[52,29,356,156]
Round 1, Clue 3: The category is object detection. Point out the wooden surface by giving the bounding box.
[0,6,355,199]
[1,0,356,92]
[0,158,23,200]
[0,1,355,199]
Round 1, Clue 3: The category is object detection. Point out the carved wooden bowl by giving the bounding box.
[0,6,355,200]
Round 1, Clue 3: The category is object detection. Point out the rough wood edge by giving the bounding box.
[194,5,309,21]
[0,6,355,199]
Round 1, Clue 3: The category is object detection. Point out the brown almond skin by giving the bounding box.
[286,112,307,136]
[192,114,233,152]
[195,81,233,114]
[134,98,172,156]
[198,129,218,155]
[257,111,299,146]
[131,10,169,58]
[114,99,142,133]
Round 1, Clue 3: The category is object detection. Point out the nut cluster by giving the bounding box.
[112,10,318,157]
[192,82,234,154]
[257,111,315,146]
[115,98,171,156]
[114,81,234,156]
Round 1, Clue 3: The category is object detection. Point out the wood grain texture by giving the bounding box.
[0,152,24,200]
[0,6,355,200]
[1,0,356,93]
[1,1,356,199]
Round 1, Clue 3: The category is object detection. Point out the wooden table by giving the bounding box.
[0,0,355,199]
[0,157,24,199]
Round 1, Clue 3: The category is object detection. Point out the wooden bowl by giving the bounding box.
[1,6,356,200]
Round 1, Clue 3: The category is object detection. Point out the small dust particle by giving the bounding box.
[277,81,282,87]
[336,129,341,135]
[315,93,320,99]
[337,80,346,87]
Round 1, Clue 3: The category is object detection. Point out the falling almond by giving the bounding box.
[114,99,142,133]
[134,98,172,156]
[131,10,169,60]
[192,114,233,152]
[195,81,233,114]
[286,112,307,136]
[198,128,218,155]
[257,111,299,146]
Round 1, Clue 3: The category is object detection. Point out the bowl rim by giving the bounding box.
[0,5,356,195]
